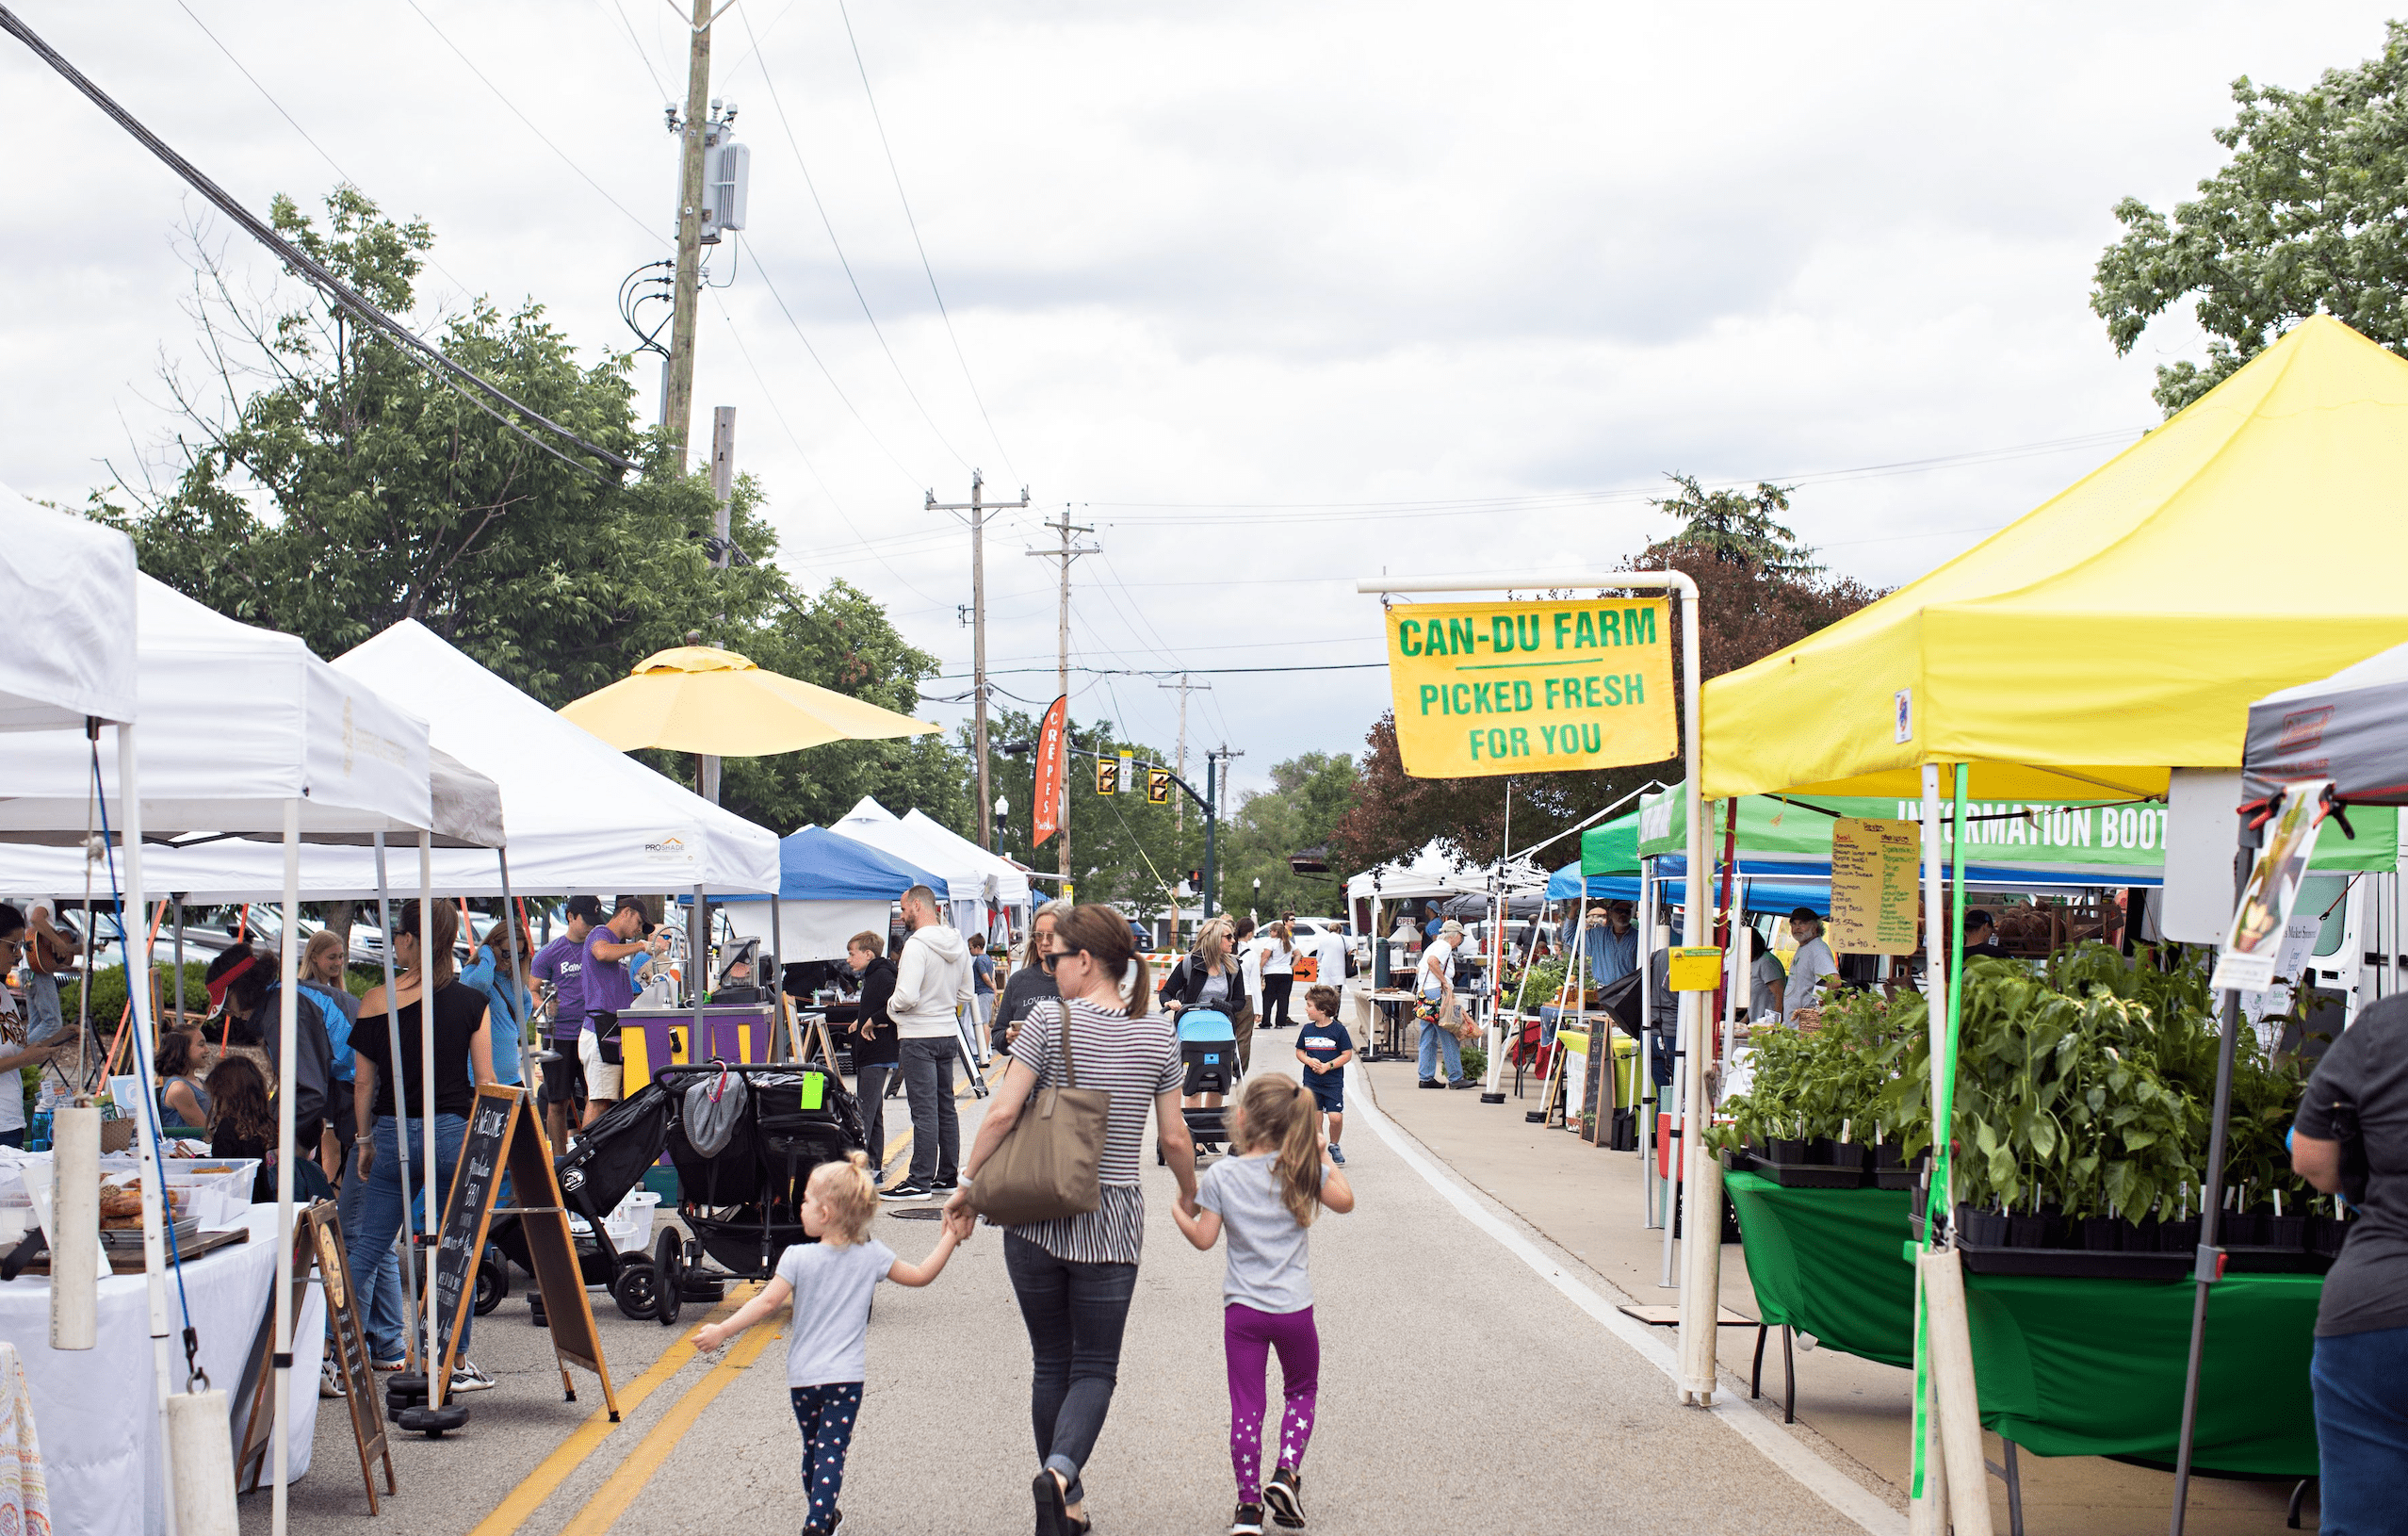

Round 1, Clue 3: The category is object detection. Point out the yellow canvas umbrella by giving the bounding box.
[559,645,939,755]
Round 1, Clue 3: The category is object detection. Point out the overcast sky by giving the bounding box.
[0,2,2393,803]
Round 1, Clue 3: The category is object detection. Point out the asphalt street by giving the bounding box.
[250,1057,1879,1536]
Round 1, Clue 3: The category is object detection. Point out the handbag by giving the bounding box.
[968,1001,1110,1226]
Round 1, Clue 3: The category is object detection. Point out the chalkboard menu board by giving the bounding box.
[425,1085,622,1420]
[310,1203,396,1509]
[429,1087,517,1400]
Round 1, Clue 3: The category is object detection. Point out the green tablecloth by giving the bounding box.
[1724,1171,2320,1476]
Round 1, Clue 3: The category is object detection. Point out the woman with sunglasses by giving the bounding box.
[943,904,1196,1536]
[994,900,1069,1053]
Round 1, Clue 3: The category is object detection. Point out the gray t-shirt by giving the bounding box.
[773,1235,895,1385]
[1196,1152,1316,1314]
[2296,994,2408,1336]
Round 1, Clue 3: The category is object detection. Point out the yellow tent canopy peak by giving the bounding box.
[631,645,758,676]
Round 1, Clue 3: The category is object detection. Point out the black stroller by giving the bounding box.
[485,1058,864,1326]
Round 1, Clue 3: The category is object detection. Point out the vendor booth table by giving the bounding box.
[1725,1174,2319,1478]
[0,1206,325,1536]
[619,1002,785,1091]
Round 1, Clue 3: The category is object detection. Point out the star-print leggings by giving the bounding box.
[1224,1303,1320,1503]
[790,1382,863,1530]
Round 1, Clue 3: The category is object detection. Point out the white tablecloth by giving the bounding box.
[0,1206,325,1536]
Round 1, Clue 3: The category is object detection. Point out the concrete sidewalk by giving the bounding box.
[1359,1051,2313,1534]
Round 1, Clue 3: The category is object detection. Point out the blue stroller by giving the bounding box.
[1166,1007,1240,1161]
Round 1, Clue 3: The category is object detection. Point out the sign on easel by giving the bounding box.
[428,1085,622,1420]
[1830,817,1921,956]
[308,1203,395,1510]
[236,1208,319,1494]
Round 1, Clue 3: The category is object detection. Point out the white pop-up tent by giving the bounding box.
[0,550,449,1533]
[900,809,1033,908]
[827,798,985,928]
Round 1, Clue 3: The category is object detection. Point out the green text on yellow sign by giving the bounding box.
[1385,598,1675,777]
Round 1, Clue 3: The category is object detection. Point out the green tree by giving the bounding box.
[1648,474,1819,577]
[1215,752,1358,922]
[98,188,968,839]
[2093,23,2408,414]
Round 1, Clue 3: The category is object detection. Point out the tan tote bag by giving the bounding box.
[969,1001,1111,1226]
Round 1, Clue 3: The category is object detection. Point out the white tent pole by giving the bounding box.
[370,836,419,1368]
[1913,763,1947,1528]
[417,833,438,1401]
[271,798,300,1534]
[1641,865,1658,1229]
[691,882,708,1054]
[116,724,182,1531]
[768,896,786,1061]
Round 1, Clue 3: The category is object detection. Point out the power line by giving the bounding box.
[0,3,634,479]
[401,0,657,238]
[739,1,975,472]
[748,253,934,489]
[594,0,674,101]
[708,291,953,612]
[833,0,1020,485]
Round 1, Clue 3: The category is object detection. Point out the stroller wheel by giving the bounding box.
[475,1245,511,1315]
[654,1231,686,1327]
[610,1262,661,1321]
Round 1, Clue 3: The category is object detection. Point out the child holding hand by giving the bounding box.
[695,1151,960,1536]
[1174,1075,1356,1535]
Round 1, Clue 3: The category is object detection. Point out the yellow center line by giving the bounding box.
[465,1282,762,1536]
[553,1315,787,1536]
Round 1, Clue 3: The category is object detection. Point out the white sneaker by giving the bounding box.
[319,1360,346,1399]
[448,1359,496,1394]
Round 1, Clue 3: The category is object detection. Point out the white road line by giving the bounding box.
[1348,1065,1908,1536]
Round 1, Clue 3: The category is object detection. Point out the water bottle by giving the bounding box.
[27,1110,50,1152]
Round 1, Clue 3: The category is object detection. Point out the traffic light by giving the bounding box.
[1187,868,1206,887]
[1147,768,1172,806]
[1095,758,1119,796]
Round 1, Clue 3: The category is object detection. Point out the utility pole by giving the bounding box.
[931,472,1030,850]
[1155,674,1211,832]
[661,0,714,463]
[1202,744,1244,917]
[697,405,737,806]
[1026,509,1097,883]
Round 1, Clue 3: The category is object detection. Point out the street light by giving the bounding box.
[1251,875,1261,921]
[995,794,1009,819]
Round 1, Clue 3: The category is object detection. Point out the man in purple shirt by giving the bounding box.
[579,896,667,1127]
[532,895,598,1147]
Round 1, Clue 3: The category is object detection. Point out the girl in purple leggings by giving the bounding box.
[1175,1074,1357,1534]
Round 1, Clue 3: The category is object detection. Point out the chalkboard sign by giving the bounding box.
[236,1206,322,1494]
[428,1087,517,1403]
[425,1085,621,1420]
[308,1203,395,1510]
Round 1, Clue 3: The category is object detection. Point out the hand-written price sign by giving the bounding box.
[429,1090,516,1402]
[1386,599,1675,778]
[1829,817,1921,955]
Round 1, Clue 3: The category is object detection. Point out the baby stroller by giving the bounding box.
[652,1060,867,1323]
[1165,1007,1240,1162]
[486,1079,677,1323]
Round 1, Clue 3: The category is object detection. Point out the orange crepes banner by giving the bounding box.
[1033,695,1068,846]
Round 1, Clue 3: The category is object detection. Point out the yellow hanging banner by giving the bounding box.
[1667,947,1723,991]
[1385,598,1676,778]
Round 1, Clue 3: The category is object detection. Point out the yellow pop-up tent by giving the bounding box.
[1702,316,2408,800]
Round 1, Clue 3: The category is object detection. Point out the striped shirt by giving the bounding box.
[1003,997,1181,1266]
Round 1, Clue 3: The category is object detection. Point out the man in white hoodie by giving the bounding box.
[883,884,974,1201]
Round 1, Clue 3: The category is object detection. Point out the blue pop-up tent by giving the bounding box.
[713,824,952,962]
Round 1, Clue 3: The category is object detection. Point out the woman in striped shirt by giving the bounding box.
[943,903,1196,1536]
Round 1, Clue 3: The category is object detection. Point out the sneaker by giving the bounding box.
[929,1180,959,1193]
[319,1360,347,1399]
[448,1359,496,1394]
[1264,1468,1305,1528]
[1417,1078,1442,1089]
[880,1183,931,1201]
[1230,1503,1266,1535]
[1448,1078,1478,1089]
[1327,1143,1346,1167]
[371,1357,408,1373]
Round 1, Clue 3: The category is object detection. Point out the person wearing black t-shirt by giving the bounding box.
[344,899,496,1394]
[843,931,901,1171]
[2294,992,2408,1531]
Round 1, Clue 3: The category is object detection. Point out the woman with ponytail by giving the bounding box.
[1174,1073,1356,1536]
[941,903,1194,1536]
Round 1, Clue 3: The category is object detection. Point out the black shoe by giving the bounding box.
[1417,1078,1442,1089]
[880,1183,931,1202]
[930,1180,959,1192]
[1230,1502,1266,1535]
[1033,1470,1071,1536]
[1264,1468,1305,1528]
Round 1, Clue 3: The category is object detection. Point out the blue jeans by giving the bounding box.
[1416,1000,1463,1083]
[345,1113,471,1364]
[334,1138,404,1361]
[1005,1234,1138,1506]
[2314,1325,2408,1534]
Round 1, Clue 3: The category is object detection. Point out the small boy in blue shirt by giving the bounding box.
[1293,984,1356,1167]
